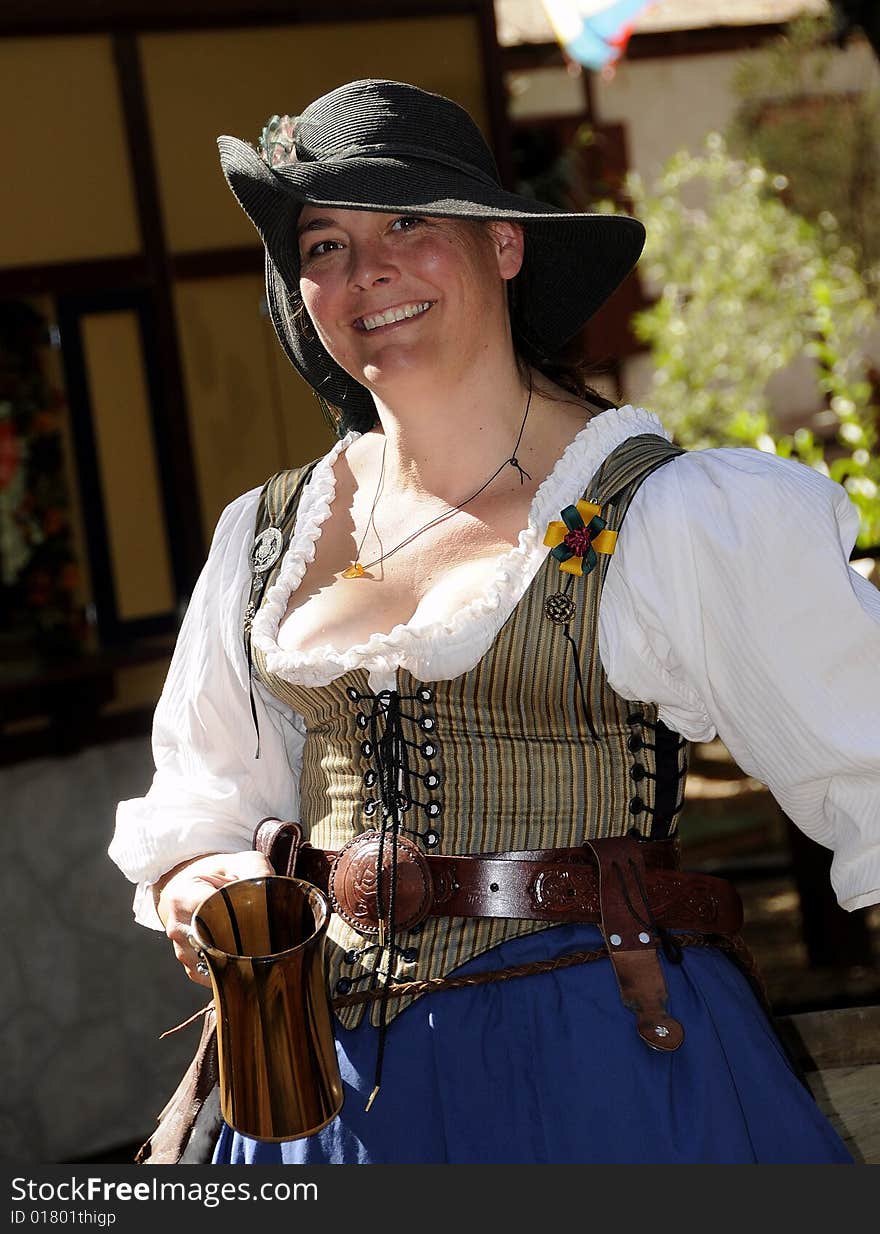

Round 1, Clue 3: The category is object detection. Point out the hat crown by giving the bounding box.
[292,78,500,183]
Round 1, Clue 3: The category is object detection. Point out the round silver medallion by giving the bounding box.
[251,526,283,573]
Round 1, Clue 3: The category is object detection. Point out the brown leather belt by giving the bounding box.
[291,831,743,939]
[253,820,745,1054]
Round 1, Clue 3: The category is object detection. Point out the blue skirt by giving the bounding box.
[213,924,852,1164]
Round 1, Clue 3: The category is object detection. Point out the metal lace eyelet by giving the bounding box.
[356,712,368,729]
[426,801,441,817]
[335,977,352,995]
[346,687,360,701]
[417,687,434,703]
[364,769,377,787]
[421,741,436,758]
[424,831,439,848]
[420,715,435,731]
[361,740,373,758]
[423,772,440,789]
[363,799,378,817]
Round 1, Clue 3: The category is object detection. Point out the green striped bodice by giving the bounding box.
[251,434,689,1027]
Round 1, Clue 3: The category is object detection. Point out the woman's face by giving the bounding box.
[296,206,523,392]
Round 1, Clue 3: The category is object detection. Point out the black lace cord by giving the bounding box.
[631,766,659,783]
[611,858,684,966]
[344,939,413,978]
[247,639,262,761]
[246,576,267,759]
[626,711,689,839]
[363,689,413,1110]
[550,572,599,741]
[560,626,599,742]
[351,685,441,1103]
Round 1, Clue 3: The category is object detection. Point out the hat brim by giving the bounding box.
[218,135,646,424]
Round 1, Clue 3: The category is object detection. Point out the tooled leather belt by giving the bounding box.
[254,821,745,1053]
[257,824,743,938]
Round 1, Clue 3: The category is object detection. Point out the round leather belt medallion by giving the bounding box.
[328,830,433,935]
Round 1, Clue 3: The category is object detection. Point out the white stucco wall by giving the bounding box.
[594,40,880,186]
[508,36,880,427]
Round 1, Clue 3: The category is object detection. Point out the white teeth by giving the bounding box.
[360,302,431,331]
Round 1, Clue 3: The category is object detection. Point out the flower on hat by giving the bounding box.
[258,115,300,168]
[543,501,617,576]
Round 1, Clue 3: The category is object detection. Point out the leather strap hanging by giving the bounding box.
[584,837,685,1052]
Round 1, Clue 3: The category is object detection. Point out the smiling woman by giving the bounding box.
[295,208,519,397]
[109,79,879,1166]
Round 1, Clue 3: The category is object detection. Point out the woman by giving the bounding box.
[110,79,878,1164]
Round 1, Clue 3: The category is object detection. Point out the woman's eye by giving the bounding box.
[304,239,342,258]
[391,216,424,232]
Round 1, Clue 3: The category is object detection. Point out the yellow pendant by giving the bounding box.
[342,562,366,579]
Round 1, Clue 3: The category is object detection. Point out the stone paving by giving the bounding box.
[1,737,206,1163]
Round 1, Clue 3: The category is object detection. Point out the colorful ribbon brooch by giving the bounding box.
[541,499,618,736]
[542,500,617,626]
[544,500,617,576]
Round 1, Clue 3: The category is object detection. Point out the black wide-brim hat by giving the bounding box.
[218,78,645,429]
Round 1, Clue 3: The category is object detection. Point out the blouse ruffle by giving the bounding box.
[251,405,669,691]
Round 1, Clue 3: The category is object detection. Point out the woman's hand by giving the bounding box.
[153,850,274,986]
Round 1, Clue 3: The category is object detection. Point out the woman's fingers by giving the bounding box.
[171,930,213,988]
[155,849,276,983]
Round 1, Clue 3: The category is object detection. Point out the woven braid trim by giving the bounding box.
[160,935,765,1035]
[331,933,758,1011]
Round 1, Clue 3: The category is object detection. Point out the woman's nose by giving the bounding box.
[348,241,396,289]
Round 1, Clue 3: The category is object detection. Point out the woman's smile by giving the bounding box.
[354,300,435,333]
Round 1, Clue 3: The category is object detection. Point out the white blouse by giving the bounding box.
[109,405,880,927]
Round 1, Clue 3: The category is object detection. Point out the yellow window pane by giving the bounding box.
[140,17,486,253]
[80,312,175,621]
[174,275,333,532]
[0,37,140,266]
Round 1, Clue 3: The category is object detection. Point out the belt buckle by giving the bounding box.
[328,830,434,936]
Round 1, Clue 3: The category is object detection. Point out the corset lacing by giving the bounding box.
[625,712,688,838]
[345,683,443,1108]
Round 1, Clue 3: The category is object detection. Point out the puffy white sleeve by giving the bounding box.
[598,446,880,912]
[109,489,305,929]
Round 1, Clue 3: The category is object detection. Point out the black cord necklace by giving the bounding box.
[342,374,534,579]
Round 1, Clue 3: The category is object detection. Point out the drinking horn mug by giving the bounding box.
[189,875,344,1141]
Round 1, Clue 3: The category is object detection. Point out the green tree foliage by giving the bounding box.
[729,13,880,291]
[617,137,879,547]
